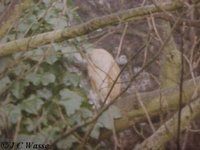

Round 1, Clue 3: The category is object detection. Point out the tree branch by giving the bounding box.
[0,0,32,38]
[99,76,200,139]
[134,97,200,150]
[0,1,183,57]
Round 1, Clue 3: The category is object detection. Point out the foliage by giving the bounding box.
[0,0,121,149]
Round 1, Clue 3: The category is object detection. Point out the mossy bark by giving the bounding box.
[0,1,183,57]
[134,97,200,150]
[159,21,181,87]
[99,76,200,140]
[0,0,32,38]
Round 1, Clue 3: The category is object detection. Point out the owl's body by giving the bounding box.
[87,49,121,107]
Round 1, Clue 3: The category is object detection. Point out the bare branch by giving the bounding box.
[99,76,200,139]
[134,97,200,150]
[0,0,32,37]
[0,1,183,57]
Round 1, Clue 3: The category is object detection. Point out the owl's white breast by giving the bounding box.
[87,48,121,105]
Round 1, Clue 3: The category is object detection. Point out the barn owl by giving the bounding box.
[87,49,121,108]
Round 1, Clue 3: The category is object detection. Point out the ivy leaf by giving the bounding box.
[24,118,35,132]
[45,55,58,65]
[26,72,55,86]
[80,108,93,119]
[41,73,56,86]
[42,0,51,5]
[17,134,45,146]
[17,134,33,142]
[98,106,121,130]
[32,134,46,144]
[31,48,44,62]
[63,72,80,87]
[41,126,60,142]
[69,113,82,125]
[12,62,30,76]
[20,95,44,115]
[107,105,121,119]
[90,123,103,139]
[0,76,11,91]
[37,88,52,100]
[11,80,29,99]
[60,46,76,57]
[26,72,41,86]
[0,57,12,73]
[98,110,112,129]
[59,89,83,116]
[47,17,67,30]
[17,15,37,34]
[59,99,82,116]
[45,48,59,65]
[57,135,77,149]
[59,89,76,100]
[6,104,22,124]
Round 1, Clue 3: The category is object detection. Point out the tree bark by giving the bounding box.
[0,0,32,38]
[0,1,183,57]
[98,76,200,139]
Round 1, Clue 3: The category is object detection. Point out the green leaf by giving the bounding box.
[63,72,80,87]
[59,99,82,116]
[6,104,22,124]
[42,0,51,5]
[41,72,56,86]
[45,55,58,65]
[41,126,60,142]
[17,23,30,33]
[32,134,46,144]
[37,88,52,100]
[57,135,77,149]
[90,123,103,139]
[98,111,112,129]
[0,57,12,73]
[11,80,29,99]
[97,106,121,130]
[26,72,56,86]
[12,62,30,76]
[26,72,41,86]
[69,112,82,125]
[60,46,76,57]
[80,108,93,119]
[59,89,76,100]
[24,118,35,132]
[47,17,67,30]
[44,48,59,65]
[20,95,44,114]
[17,134,33,142]
[31,48,44,62]
[0,76,11,91]
[107,105,121,119]
[59,89,83,116]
